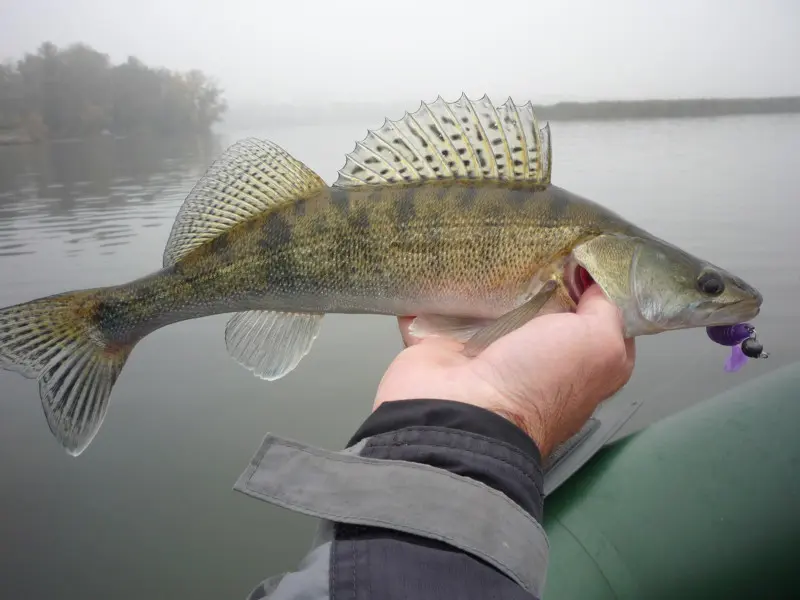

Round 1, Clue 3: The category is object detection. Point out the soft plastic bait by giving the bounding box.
[706,323,768,372]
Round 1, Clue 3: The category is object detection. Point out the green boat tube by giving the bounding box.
[541,360,800,599]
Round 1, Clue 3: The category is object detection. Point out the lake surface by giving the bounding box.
[1,114,798,599]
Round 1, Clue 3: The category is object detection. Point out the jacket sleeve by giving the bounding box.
[234,399,549,600]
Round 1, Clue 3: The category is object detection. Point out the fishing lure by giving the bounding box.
[706,323,769,372]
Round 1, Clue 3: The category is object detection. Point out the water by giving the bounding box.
[0,115,798,599]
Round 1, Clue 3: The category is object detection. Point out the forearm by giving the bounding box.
[236,399,548,600]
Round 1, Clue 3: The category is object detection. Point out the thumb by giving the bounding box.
[577,282,637,371]
[576,283,623,327]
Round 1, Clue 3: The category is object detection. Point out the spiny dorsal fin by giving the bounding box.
[163,138,327,267]
[333,93,552,189]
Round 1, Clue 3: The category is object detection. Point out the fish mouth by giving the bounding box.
[714,298,762,323]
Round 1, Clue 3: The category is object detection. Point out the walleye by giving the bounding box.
[0,94,763,456]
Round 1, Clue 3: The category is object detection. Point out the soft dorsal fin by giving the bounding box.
[333,93,552,189]
[163,138,327,267]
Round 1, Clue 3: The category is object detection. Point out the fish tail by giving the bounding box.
[0,288,135,456]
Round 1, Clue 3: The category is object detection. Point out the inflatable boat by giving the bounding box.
[541,361,800,598]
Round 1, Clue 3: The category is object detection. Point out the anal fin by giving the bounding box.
[225,310,323,381]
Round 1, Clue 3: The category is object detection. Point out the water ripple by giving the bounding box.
[0,136,215,260]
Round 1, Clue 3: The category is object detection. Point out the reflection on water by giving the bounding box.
[0,116,798,600]
[0,135,221,258]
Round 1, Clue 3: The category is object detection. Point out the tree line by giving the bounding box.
[0,42,227,141]
[535,96,800,121]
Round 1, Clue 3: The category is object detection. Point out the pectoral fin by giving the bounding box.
[408,315,493,343]
[463,280,558,357]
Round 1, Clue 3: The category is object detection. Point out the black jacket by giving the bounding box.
[234,399,549,600]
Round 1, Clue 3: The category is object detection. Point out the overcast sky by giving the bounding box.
[2,0,798,105]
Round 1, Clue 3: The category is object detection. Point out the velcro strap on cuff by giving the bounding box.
[234,434,549,597]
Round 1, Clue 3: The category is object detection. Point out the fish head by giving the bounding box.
[571,233,763,337]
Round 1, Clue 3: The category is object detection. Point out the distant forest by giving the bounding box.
[0,42,227,142]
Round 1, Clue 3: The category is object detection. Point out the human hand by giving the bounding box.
[374,284,636,458]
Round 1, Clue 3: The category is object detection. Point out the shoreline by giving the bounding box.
[224,95,800,129]
[4,96,799,144]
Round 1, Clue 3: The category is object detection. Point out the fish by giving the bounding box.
[0,94,763,456]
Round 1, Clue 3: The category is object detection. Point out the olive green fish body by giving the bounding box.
[96,181,635,337]
[0,94,763,456]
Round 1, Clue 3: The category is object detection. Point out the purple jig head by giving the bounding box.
[706,323,768,373]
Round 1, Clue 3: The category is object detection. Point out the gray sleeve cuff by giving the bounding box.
[234,434,549,597]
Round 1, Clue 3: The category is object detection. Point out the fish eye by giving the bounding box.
[697,271,725,296]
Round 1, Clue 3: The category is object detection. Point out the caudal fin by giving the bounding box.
[0,291,133,456]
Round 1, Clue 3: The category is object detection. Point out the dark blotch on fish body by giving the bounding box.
[458,186,478,210]
[398,189,417,230]
[332,192,350,214]
[349,205,370,231]
[260,213,293,251]
[94,299,115,332]
[507,188,529,211]
[546,187,571,220]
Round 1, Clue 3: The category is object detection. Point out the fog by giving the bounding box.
[1,3,800,598]
[2,0,799,109]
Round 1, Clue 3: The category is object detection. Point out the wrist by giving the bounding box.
[485,404,552,458]
[374,394,552,458]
